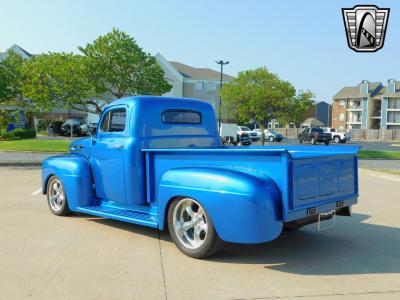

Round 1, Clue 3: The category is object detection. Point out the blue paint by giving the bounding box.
[42,96,359,244]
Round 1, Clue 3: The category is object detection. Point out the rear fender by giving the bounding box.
[42,154,96,211]
[157,167,283,244]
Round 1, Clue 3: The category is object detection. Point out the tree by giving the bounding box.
[21,52,94,113]
[0,50,25,105]
[283,90,314,126]
[220,67,313,145]
[78,28,171,111]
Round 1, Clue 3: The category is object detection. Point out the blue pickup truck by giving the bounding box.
[42,96,358,258]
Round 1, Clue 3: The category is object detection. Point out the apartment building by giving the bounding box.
[332,80,400,130]
[156,54,234,114]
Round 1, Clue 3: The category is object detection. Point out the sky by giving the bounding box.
[0,0,399,103]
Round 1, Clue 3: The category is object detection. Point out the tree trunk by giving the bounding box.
[260,123,265,146]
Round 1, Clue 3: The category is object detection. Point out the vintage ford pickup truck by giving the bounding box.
[42,96,358,258]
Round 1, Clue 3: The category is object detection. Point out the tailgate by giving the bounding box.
[285,147,358,221]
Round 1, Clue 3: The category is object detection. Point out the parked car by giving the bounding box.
[42,96,358,258]
[237,132,252,146]
[237,126,258,141]
[299,127,331,145]
[322,127,349,143]
[253,128,284,142]
[61,118,90,136]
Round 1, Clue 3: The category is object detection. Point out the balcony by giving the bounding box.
[347,101,362,110]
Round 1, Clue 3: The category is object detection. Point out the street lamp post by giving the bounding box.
[215,60,229,133]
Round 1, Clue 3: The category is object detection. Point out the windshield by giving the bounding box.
[240,127,251,131]
[311,128,323,133]
[64,119,81,125]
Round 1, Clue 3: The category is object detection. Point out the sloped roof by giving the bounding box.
[169,61,235,81]
[302,117,323,126]
[333,81,382,99]
[0,44,33,61]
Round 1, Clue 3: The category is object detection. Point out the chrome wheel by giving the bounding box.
[173,198,208,250]
[48,178,65,212]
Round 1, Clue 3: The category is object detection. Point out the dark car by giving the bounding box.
[61,118,90,136]
[236,132,252,146]
[299,127,331,145]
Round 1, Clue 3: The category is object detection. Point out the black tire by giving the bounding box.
[269,136,275,142]
[167,197,223,259]
[334,136,340,143]
[311,137,316,145]
[46,175,71,216]
[299,138,303,144]
[324,141,330,146]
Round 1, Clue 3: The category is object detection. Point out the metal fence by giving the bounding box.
[273,128,400,141]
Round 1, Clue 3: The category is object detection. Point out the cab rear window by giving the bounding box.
[162,110,201,124]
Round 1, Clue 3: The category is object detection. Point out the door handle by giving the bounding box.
[114,144,124,149]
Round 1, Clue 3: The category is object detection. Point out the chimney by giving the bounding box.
[360,80,369,94]
[388,79,396,93]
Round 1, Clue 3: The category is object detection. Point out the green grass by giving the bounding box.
[0,139,69,152]
[358,150,400,159]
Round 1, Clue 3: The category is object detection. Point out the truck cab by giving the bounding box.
[42,96,358,258]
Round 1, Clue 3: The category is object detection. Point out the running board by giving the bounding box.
[76,206,158,228]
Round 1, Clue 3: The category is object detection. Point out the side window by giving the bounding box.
[100,108,126,132]
[100,112,110,132]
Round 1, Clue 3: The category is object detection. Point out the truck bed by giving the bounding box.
[142,145,359,222]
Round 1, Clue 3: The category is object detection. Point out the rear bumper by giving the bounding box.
[285,196,357,222]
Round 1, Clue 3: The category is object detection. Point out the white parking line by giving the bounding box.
[31,188,42,196]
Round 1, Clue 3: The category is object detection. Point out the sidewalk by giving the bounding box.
[0,151,60,166]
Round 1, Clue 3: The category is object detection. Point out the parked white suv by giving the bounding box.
[322,127,349,143]
[237,126,258,141]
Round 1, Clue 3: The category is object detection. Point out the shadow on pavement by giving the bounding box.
[81,213,399,275]
[211,213,400,275]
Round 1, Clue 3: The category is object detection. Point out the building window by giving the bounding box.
[195,81,204,90]
[339,113,345,121]
[388,98,400,109]
[205,82,217,91]
[388,112,400,124]
[339,99,346,107]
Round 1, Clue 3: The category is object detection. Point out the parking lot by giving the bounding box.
[1,167,399,300]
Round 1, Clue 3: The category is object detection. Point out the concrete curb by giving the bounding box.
[0,162,42,167]
[0,149,64,154]
[359,168,400,182]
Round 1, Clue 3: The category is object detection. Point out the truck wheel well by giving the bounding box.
[164,196,184,230]
[43,174,55,195]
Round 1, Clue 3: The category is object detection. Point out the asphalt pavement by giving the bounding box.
[0,167,399,300]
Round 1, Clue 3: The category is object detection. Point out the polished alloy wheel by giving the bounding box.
[173,198,208,250]
[48,178,65,212]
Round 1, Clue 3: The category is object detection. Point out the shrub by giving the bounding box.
[11,128,37,139]
[0,129,13,140]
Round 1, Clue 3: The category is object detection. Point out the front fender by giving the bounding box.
[42,154,95,211]
[157,167,283,243]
